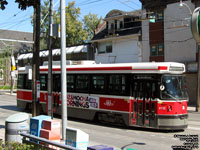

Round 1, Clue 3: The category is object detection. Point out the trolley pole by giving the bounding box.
[48,0,53,118]
[60,0,67,140]
[32,0,41,117]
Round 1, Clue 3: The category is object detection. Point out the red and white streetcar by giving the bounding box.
[17,61,188,130]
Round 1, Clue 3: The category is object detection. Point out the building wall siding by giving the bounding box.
[95,37,141,64]
[164,1,197,63]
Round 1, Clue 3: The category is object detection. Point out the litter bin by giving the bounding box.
[5,113,29,143]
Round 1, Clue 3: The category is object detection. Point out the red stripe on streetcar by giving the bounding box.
[67,66,133,71]
[40,67,133,72]
[40,66,168,72]
[158,66,168,70]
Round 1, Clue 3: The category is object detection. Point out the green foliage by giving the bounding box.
[83,13,103,41]
[0,0,8,10]
[38,1,102,47]
[0,0,38,10]
[65,1,87,46]
[14,0,36,10]
[0,141,35,150]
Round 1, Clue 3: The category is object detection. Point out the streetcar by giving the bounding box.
[17,61,188,130]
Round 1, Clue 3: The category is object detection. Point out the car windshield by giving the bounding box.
[161,75,188,100]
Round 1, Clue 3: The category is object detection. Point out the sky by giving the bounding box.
[0,0,141,33]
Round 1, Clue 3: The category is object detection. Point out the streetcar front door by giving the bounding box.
[131,78,157,127]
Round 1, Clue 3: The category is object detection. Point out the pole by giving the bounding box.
[60,0,67,140]
[197,45,200,112]
[32,0,41,117]
[10,49,14,95]
[48,0,53,118]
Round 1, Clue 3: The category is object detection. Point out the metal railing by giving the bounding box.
[20,133,80,150]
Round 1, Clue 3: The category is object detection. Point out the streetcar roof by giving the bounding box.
[18,62,185,74]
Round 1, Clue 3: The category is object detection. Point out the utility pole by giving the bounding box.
[48,0,53,118]
[32,0,41,117]
[60,0,67,141]
[10,49,15,95]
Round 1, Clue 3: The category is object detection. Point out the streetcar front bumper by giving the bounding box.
[157,114,188,130]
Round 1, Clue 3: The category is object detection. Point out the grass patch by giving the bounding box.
[0,85,17,90]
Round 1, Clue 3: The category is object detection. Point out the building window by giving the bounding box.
[150,44,164,56]
[98,42,112,53]
[149,11,163,23]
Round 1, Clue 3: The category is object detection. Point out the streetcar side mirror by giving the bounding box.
[160,85,165,91]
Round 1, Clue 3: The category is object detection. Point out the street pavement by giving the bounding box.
[0,91,200,149]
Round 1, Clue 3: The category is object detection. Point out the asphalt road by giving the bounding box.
[0,92,200,150]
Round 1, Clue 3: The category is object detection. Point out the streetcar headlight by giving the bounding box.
[182,105,185,110]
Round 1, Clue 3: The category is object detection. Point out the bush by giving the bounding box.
[0,140,35,150]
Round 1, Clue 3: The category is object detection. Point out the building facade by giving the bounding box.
[92,10,142,64]
[0,30,33,86]
[140,0,197,106]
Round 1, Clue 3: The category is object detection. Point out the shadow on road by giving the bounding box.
[56,116,185,134]
[121,142,146,150]
[0,105,23,112]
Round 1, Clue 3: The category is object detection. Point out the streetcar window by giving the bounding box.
[146,103,150,111]
[161,75,188,100]
[139,103,143,114]
[67,75,75,92]
[17,74,24,89]
[24,74,32,90]
[138,82,143,99]
[108,75,129,95]
[151,103,155,112]
[92,75,106,94]
[132,82,138,98]
[134,102,137,112]
[53,74,61,92]
[76,75,89,92]
[40,74,47,90]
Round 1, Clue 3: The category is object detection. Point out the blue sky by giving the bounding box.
[0,0,141,33]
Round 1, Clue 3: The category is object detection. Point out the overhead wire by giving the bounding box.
[117,0,138,10]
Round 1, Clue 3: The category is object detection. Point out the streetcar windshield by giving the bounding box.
[161,75,188,100]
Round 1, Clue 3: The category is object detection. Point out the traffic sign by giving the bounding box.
[191,7,200,43]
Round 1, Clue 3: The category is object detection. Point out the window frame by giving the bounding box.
[91,74,107,94]
[75,74,89,93]
[150,43,164,57]
[108,74,130,96]
[17,74,25,89]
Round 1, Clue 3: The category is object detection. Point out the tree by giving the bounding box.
[83,13,102,41]
[65,1,87,46]
[38,1,102,47]
[0,0,36,10]
[0,45,12,85]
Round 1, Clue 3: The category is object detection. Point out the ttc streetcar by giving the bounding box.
[17,61,188,130]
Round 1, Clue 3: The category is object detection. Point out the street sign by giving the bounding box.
[191,7,200,43]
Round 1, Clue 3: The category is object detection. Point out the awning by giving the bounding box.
[17,45,88,60]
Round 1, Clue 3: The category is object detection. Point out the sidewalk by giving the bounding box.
[187,106,196,112]
[0,104,199,147]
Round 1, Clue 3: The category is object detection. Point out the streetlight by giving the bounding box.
[180,0,200,112]
[179,0,192,14]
